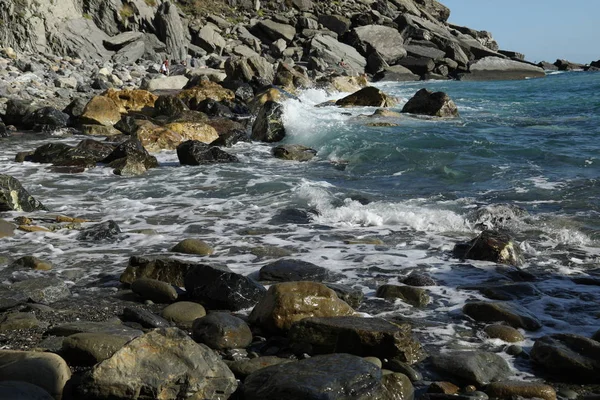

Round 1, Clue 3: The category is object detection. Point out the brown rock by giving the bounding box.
[484,324,525,342]
[248,281,355,333]
[428,381,460,394]
[170,238,214,255]
[103,89,158,114]
[135,121,184,152]
[177,81,234,109]
[485,381,556,400]
[335,86,397,107]
[163,122,219,145]
[80,96,122,126]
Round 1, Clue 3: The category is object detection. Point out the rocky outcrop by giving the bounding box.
[336,86,397,107]
[154,2,188,62]
[453,230,524,266]
[0,174,47,212]
[459,57,546,81]
[401,88,459,117]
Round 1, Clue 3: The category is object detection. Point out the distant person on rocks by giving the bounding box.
[338,58,349,69]
[160,58,169,75]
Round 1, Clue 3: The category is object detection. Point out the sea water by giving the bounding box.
[1,71,599,378]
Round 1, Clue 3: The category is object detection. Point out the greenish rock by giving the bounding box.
[0,174,47,212]
[380,372,414,400]
[10,256,52,271]
[376,284,430,307]
[161,301,207,327]
[170,238,214,256]
[325,283,364,308]
[0,312,44,332]
[251,101,286,142]
[272,144,317,161]
[335,86,397,108]
[363,356,382,368]
[383,358,423,382]
[10,277,70,305]
[0,381,54,400]
[226,356,293,379]
[61,333,130,366]
[131,277,178,303]
[483,324,525,342]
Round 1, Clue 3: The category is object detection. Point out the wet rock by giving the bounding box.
[78,328,237,400]
[10,255,52,271]
[468,203,528,230]
[289,316,425,364]
[530,334,600,383]
[249,281,355,334]
[192,312,252,350]
[122,306,171,329]
[0,312,44,332]
[485,381,556,400]
[259,259,335,282]
[251,101,286,142]
[0,350,71,400]
[226,356,292,379]
[403,272,437,287]
[0,174,47,212]
[401,88,459,118]
[269,208,315,225]
[10,277,70,305]
[210,129,249,147]
[170,238,214,255]
[431,351,512,386]
[46,320,143,339]
[463,301,542,331]
[162,301,206,328]
[453,230,524,266]
[383,358,423,382]
[0,381,54,400]
[77,220,121,241]
[336,86,397,107]
[479,282,541,301]
[428,381,460,394]
[272,144,317,161]
[325,283,364,308]
[61,332,130,366]
[243,353,384,399]
[25,107,69,132]
[101,137,158,175]
[154,95,189,117]
[184,264,266,311]
[131,277,178,303]
[483,324,525,342]
[176,140,238,165]
[380,372,414,400]
[376,284,430,307]
[0,286,28,311]
[80,95,122,126]
[120,256,194,286]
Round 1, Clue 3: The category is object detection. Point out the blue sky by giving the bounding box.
[441,0,598,64]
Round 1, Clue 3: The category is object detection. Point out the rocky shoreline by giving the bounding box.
[1,0,600,399]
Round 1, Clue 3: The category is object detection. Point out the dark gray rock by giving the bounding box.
[401,88,459,118]
[383,358,423,382]
[63,97,89,119]
[372,66,420,82]
[24,107,69,132]
[120,256,194,287]
[154,95,189,117]
[100,137,159,175]
[467,203,528,230]
[154,2,188,62]
[177,140,239,165]
[3,99,36,127]
[0,285,28,311]
[184,264,266,311]
[453,230,523,266]
[431,351,512,386]
[272,144,317,161]
[77,220,121,241]
[479,282,541,301]
[61,333,130,366]
[0,174,47,212]
[226,356,292,379]
[46,321,143,339]
[537,61,559,71]
[251,101,286,142]
[325,283,364,309]
[192,312,252,350]
[554,59,586,71]
[395,56,435,75]
[243,353,384,399]
[0,381,54,400]
[463,301,542,331]
[347,25,407,64]
[531,334,600,383]
[252,20,296,44]
[288,316,425,364]
[317,14,351,36]
[122,306,171,329]
[403,272,437,286]
[376,284,430,307]
[10,277,70,305]
[211,129,249,147]
[259,259,333,282]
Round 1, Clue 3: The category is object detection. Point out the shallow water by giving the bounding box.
[1,71,599,379]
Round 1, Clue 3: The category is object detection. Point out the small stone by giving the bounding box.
[170,238,214,255]
[504,345,523,356]
[483,324,525,342]
[10,256,52,271]
[161,301,207,327]
[429,381,460,394]
[131,278,178,304]
[192,312,253,350]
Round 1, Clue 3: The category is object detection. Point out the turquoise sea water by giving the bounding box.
[1,71,598,375]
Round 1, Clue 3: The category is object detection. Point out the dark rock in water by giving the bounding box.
[0,174,47,212]
[0,122,9,137]
[154,95,189,117]
[376,284,430,307]
[177,140,239,165]
[114,116,139,135]
[453,230,524,266]
[0,285,28,311]
[24,107,69,132]
[101,137,158,175]
[251,101,286,142]
[120,256,195,286]
[402,88,459,118]
[478,282,541,301]
[383,358,423,382]
[272,144,317,161]
[537,61,559,71]
[463,301,542,331]
[336,86,397,107]
[122,306,171,329]
[531,334,600,383]
[259,259,335,283]
[10,277,70,305]
[184,264,266,311]
[0,381,54,399]
[468,203,528,230]
[483,324,525,342]
[431,351,512,386]
[372,65,420,82]
[270,208,316,225]
[77,220,121,241]
[554,59,586,71]
[325,283,364,308]
[592,329,600,341]
[485,382,556,400]
[191,312,253,350]
[77,328,238,400]
[403,272,437,287]
[195,98,234,118]
[28,140,112,169]
[210,129,249,147]
[288,316,425,364]
[3,98,35,127]
[243,353,384,399]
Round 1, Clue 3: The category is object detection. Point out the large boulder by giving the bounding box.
[0,174,47,212]
[103,89,157,114]
[193,24,226,54]
[309,34,366,74]
[192,312,252,350]
[431,351,512,386]
[317,14,351,36]
[163,122,219,145]
[401,88,459,117]
[112,40,145,64]
[80,96,122,126]
[251,101,286,142]
[335,86,397,107]
[10,277,71,304]
[463,301,542,331]
[176,81,235,108]
[252,20,296,44]
[225,55,275,84]
[177,140,238,165]
[453,230,524,266]
[184,264,266,311]
[248,281,355,334]
[120,256,194,286]
[154,2,187,62]
[348,25,407,64]
[24,107,69,132]
[273,63,312,93]
[289,316,425,364]
[141,75,189,91]
[485,381,557,400]
[460,57,546,81]
[78,328,237,400]
[259,259,332,282]
[530,334,600,383]
[101,137,158,176]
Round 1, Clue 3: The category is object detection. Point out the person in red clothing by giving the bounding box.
[160,58,169,75]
